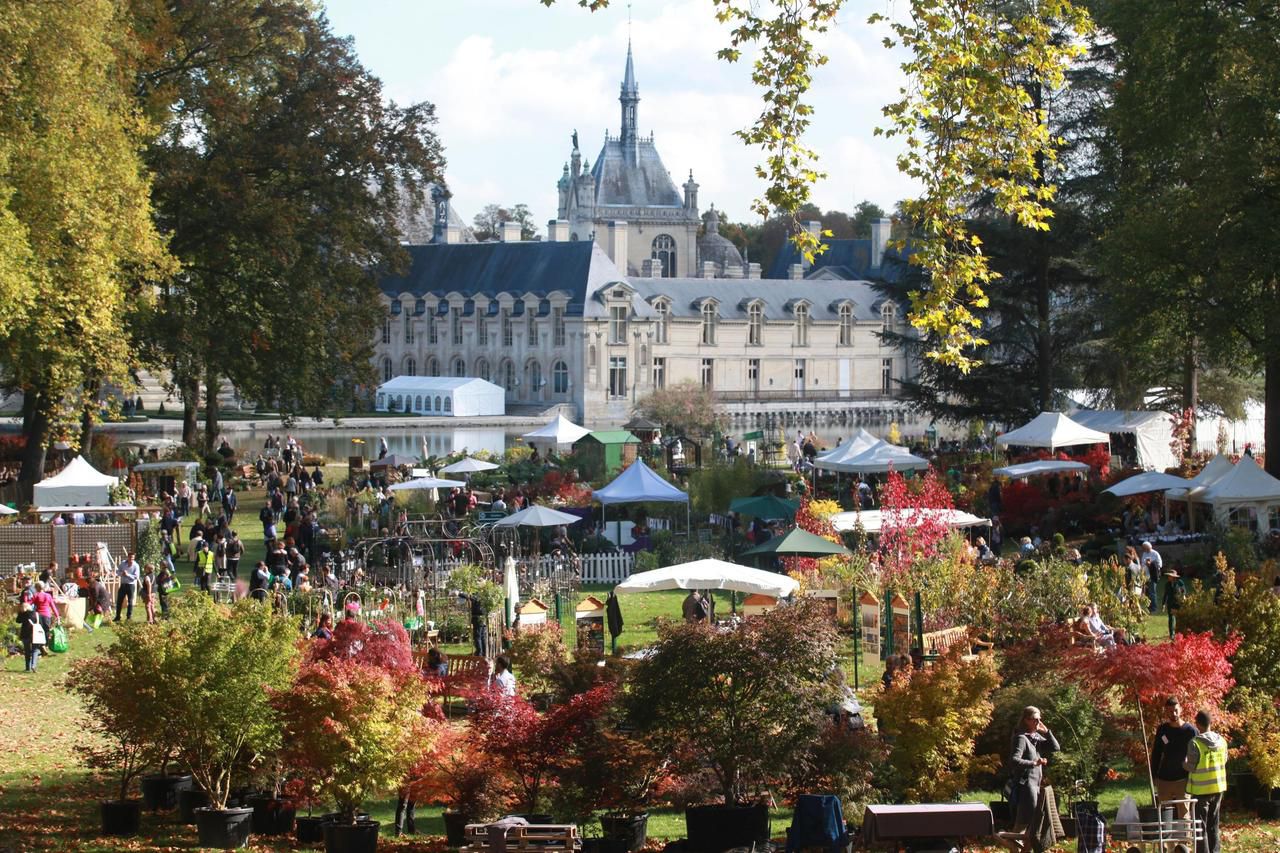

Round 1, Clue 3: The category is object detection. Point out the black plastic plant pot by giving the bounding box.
[297,815,329,845]
[177,787,211,824]
[442,812,471,847]
[684,803,769,853]
[323,818,380,853]
[247,795,296,835]
[194,806,254,849]
[100,800,142,836]
[140,774,192,812]
[600,812,649,852]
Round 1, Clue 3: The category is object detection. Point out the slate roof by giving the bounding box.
[591,139,685,208]
[379,240,635,318]
[626,277,887,321]
[767,238,911,281]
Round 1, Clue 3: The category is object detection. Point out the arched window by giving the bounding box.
[529,360,543,395]
[452,357,465,377]
[653,300,669,344]
[425,356,439,377]
[381,314,391,345]
[502,360,515,392]
[404,356,416,377]
[701,302,717,345]
[747,302,763,346]
[881,302,896,333]
[443,397,452,413]
[414,395,423,411]
[794,304,810,346]
[434,396,443,411]
[652,234,677,277]
[476,358,491,383]
[382,357,393,382]
[839,303,854,346]
[553,360,569,394]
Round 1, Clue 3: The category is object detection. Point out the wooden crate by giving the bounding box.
[462,823,580,852]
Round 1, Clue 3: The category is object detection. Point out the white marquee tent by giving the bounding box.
[1103,471,1191,498]
[813,428,881,472]
[375,376,505,417]
[522,413,591,446]
[32,456,117,507]
[1200,455,1280,532]
[828,440,929,474]
[997,412,1110,451]
[992,460,1090,480]
[1071,410,1176,472]
[829,508,989,534]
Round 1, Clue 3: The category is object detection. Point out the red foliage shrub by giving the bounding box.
[306,618,419,677]
[879,467,955,587]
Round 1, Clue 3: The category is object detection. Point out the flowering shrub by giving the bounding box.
[875,649,1000,802]
[791,496,847,577]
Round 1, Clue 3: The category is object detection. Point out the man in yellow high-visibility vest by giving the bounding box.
[1183,709,1227,853]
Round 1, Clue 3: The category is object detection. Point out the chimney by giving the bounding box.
[789,263,805,280]
[870,217,892,268]
[500,221,521,243]
[723,263,743,279]
[640,258,659,278]
[445,224,462,245]
[701,260,718,279]
[547,219,570,242]
[802,220,823,270]
[747,262,762,279]
[607,221,628,269]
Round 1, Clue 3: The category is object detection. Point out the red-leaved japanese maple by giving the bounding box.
[879,467,954,588]
[305,617,418,676]
[468,684,615,813]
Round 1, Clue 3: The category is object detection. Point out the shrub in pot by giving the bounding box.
[624,601,840,852]
[1237,690,1280,818]
[403,724,506,846]
[148,596,300,849]
[469,683,614,816]
[68,616,184,835]
[274,654,431,853]
[553,723,667,852]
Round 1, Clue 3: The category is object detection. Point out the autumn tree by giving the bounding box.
[0,0,172,491]
[634,380,723,437]
[472,203,539,241]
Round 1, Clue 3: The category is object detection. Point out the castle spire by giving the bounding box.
[619,41,639,161]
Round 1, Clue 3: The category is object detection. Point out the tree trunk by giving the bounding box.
[181,375,199,448]
[17,389,50,502]
[79,378,100,455]
[1031,81,1052,413]
[203,370,219,453]
[1267,348,1280,479]
[1183,336,1198,450]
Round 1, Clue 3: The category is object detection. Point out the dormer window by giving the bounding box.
[609,305,628,344]
[794,303,810,346]
[701,302,718,345]
[881,303,896,333]
[653,299,670,344]
[747,302,764,346]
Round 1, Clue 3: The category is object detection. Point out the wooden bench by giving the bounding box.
[462,823,580,853]
[441,654,490,716]
[921,625,991,663]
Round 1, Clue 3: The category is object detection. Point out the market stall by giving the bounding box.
[32,456,117,507]
[996,412,1110,452]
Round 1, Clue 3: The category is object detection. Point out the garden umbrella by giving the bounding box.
[741,527,851,559]
[387,476,466,491]
[728,494,799,520]
[613,559,799,597]
[1103,471,1191,497]
[0,504,16,515]
[440,456,500,475]
[370,453,414,469]
[492,504,582,528]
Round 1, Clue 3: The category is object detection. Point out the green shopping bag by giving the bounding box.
[87,612,103,630]
[49,624,69,653]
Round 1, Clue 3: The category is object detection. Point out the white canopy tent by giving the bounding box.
[32,456,117,507]
[828,440,929,474]
[388,476,466,492]
[829,508,989,534]
[594,458,691,536]
[992,460,1091,480]
[1104,471,1191,498]
[813,429,881,472]
[522,413,591,446]
[1200,455,1280,533]
[1071,410,1177,472]
[997,412,1110,451]
[614,559,799,598]
[1166,454,1234,501]
[0,504,17,516]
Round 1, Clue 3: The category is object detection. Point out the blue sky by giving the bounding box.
[322,0,918,234]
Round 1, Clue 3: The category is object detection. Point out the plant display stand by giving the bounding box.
[462,823,581,852]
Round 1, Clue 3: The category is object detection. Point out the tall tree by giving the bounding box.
[138,3,445,449]
[0,0,172,492]
[850,200,887,237]
[1099,0,1280,471]
[472,203,539,242]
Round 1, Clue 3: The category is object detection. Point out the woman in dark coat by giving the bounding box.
[1010,705,1060,829]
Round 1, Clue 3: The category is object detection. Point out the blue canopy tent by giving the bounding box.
[593,458,691,540]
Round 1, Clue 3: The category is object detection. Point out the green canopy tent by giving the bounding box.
[728,494,799,520]
[741,527,851,573]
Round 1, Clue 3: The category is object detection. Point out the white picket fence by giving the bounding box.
[434,552,635,586]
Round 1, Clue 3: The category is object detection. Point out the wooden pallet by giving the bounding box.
[462,823,580,852]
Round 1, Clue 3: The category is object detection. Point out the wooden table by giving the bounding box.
[863,803,994,849]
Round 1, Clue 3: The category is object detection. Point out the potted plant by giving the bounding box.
[1240,693,1280,818]
[274,655,431,853]
[153,596,300,849]
[553,723,666,853]
[508,622,567,706]
[405,725,507,847]
[245,758,297,836]
[624,601,840,852]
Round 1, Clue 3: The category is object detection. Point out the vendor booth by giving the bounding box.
[996,412,1110,451]
[32,456,117,507]
[522,414,591,448]
[1071,409,1176,471]
[593,459,690,543]
[992,459,1090,480]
